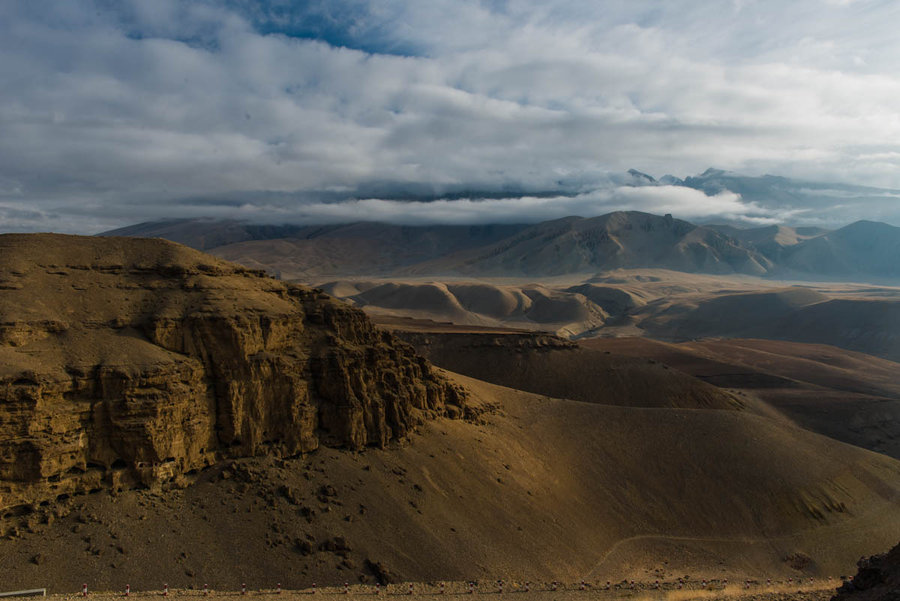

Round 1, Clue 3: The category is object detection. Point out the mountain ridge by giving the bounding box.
[102,212,900,282]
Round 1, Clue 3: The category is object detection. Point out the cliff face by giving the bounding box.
[0,234,466,514]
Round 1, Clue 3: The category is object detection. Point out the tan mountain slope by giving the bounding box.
[323,280,608,338]
[580,337,900,459]
[392,330,745,411]
[637,289,900,362]
[0,234,466,513]
[208,222,529,280]
[402,212,771,277]
[1,373,899,591]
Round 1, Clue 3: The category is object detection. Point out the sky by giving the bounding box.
[2,0,900,233]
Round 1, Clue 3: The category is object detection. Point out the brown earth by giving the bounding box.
[2,236,900,594]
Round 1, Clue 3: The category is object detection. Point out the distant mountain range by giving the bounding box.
[103,210,900,282]
[628,167,900,227]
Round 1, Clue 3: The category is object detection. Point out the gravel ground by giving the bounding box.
[43,580,839,601]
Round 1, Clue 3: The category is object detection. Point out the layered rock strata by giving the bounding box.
[0,234,466,514]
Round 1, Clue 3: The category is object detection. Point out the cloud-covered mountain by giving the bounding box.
[678,168,900,227]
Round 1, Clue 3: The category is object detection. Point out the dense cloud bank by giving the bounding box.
[2,0,900,232]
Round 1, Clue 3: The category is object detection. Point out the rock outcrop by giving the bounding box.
[0,234,466,514]
[833,542,900,601]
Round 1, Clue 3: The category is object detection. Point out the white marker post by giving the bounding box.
[408,583,413,596]
[551,582,557,592]
[440,583,445,595]
[375,583,380,596]
[164,584,169,597]
[125,585,130,598]
[82,584,88,598]
[312,584,316,595]
[345,583,350,595]
[498,581,503,595]
[277,584,282,595]
[242,584,247,596]
[580,580,586,591]
[204,584,209,597]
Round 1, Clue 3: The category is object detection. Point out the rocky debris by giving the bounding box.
[319,535,351,556]
[364,558,398,584]
[785,552,814,571]
[0,234,467,515]
[833,542,900,601]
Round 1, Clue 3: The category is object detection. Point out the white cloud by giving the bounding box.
[2,0,900,232]
[212,185,787,227]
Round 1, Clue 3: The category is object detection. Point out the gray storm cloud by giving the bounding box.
[1,0,900,232]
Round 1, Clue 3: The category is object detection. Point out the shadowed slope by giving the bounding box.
[581,337,900,459]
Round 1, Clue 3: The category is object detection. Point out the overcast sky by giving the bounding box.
[2,0,900,233]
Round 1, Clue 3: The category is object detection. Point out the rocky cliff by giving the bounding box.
[0,234,466,514]
[833,542,900,601]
